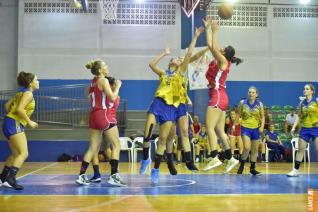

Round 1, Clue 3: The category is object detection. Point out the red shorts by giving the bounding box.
[107,114,117,125]
[89,109,110,131]
[208,88,228,111]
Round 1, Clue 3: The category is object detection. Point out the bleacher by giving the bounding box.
[270,105,296,143]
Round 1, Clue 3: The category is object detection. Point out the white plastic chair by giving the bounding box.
[119,137,134,163]
[291,137,310,164]
[190,138,196,161]
[265,142,275,163]
[264,137,275,163]
[154,137,159,150]
[153,137,176,155]
[133,136,147,162]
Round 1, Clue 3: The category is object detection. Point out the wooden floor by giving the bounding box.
[0,162,317,212]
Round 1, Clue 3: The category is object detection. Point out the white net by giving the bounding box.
[99,0,119,21]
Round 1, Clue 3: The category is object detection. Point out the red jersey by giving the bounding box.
[193,123,201,134]
[228,120,241,136]
[206,59,231,111]
[206,59,230,90]
[107,96,120,124]
[89,77,107,111]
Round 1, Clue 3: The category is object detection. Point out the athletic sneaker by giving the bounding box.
[75,174,90,186]
[167,162,177,175]
[287,169,299,177]
[139,158,151,174]
[204,157,212,162]
[186,161,199,171]
[89,175,102,183]
[2,178,24,190]
[224,157,239,173]
[202,157,222,171]
[107,173,127,187]
[249,169,262,176]
[237,167,244,175]
[151,168,159,184]
[195,157,200,163]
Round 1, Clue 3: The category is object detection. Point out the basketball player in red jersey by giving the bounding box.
[89,76,126,186]
[75,60,126,186]
[202,17,242,172]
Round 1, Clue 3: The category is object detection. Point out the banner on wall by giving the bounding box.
[186,47,212,90]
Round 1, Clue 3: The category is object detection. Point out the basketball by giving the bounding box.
[218,4,234,20]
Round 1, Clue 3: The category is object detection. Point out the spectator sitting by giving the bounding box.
[194,125,211,162]
[264,107,273,131]
[192,115,202,139]
[225,110,243,159]
[284,108,299,134]
[265,124,285,162]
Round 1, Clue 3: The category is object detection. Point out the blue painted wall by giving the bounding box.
[39,79,318,111]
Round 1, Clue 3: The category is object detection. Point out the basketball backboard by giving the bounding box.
[181,0,201,18]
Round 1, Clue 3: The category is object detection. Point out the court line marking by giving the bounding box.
[86,178,196,189]
[3,193,308,197]
[17,162,58,180]
[65,195,134,212]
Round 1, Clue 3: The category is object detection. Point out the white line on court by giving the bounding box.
[65,195,134,212]
[16,162,58,180]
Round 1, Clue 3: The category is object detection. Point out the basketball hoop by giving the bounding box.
[181,0,201,18]
[99,0,119,21]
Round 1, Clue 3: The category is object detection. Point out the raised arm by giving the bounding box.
[100,78,121,102]
[178,27,204,74]
[149,48,170,77]
[189,48,209,64]
[203,17,227,69]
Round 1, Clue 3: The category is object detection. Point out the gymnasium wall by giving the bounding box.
[1,0,318,113]
[0,0,18,90]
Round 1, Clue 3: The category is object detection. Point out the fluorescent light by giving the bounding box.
[300,0,310,4]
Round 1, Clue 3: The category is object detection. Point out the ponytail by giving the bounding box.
[224,45,243,66]
[85,60,103,76]
[230,57,243,66]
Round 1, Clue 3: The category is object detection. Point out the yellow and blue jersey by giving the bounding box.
[6,88,35,126]
[300,97,318,128]
[240,99,262,129]
[155,70,188,107]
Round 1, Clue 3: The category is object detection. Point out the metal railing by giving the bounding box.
[0,84,127,128]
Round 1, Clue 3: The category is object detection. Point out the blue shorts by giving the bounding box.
[241,126,260,141]
[148,97,177,125]
[175,103,187,121]
[2,117,25,139]
[299,127,318,143]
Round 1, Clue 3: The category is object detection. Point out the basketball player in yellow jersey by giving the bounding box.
[287,84,318,177]
[237,86,264,176]
[0,72,39,190]
[140,27,205,184]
